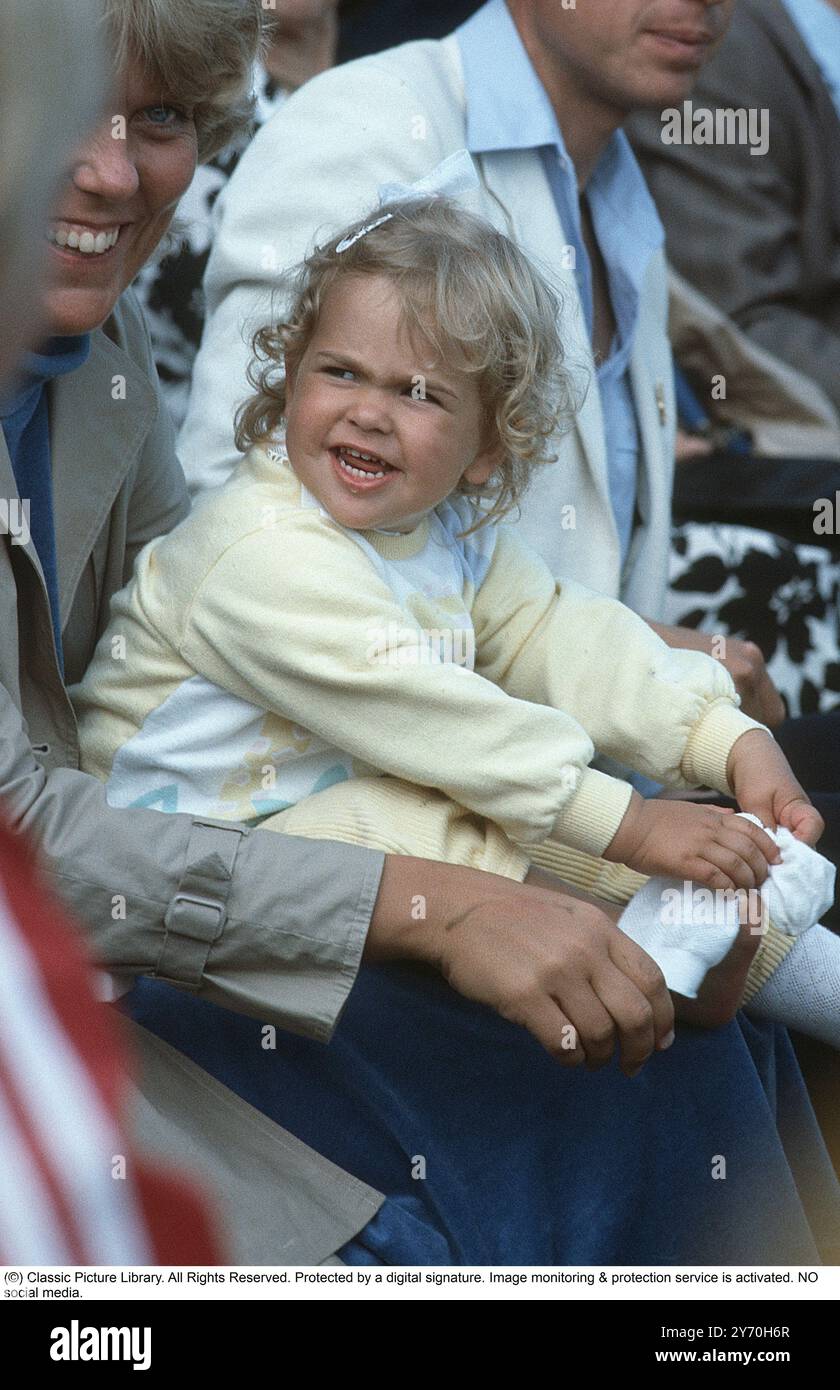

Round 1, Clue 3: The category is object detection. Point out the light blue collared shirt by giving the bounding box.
[781,0,840,122]
[456,0,665,565]
[458,0,666,798]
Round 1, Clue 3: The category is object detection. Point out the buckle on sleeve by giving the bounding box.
[163,890,227,944]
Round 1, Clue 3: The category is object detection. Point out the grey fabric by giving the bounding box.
[629,0,840,413]
[157,820,248,991]
[0,287,386,1259]
[127,1023,381,1265]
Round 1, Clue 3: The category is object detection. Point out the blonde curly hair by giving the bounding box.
[235,196,586,531]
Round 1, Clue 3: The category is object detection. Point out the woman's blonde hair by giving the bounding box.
[235,196,585,530]
[102,0,265,163]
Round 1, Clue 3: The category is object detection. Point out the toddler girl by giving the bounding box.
[72,196,838,1044]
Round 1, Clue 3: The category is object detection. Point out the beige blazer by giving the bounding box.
[0,289,384,1262]
[179,33,677,619]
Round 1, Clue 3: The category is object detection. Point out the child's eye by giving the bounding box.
[403,383,441,405]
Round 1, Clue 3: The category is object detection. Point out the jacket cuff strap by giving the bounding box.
[156,820,248,990]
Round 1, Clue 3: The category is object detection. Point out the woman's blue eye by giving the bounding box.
[327,366,356,380]
[143,105,183,127]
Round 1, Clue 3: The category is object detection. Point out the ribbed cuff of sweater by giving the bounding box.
[528,839,648,901]
[549,767,635,858]
[681,700,769,794]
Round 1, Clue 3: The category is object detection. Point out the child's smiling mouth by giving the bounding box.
[330,444,398,491]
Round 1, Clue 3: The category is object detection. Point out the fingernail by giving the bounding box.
[658,1030,676,1050]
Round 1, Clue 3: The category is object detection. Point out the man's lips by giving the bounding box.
[644,28,714,59]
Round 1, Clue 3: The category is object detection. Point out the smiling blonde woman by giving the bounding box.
[0,0,393,1265]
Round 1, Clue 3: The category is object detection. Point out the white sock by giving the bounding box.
[745,924,840,1049]
[616,875,743,998]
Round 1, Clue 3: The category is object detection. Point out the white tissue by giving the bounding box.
[615,812,836,998]
[616,876,742,998]
[735,813,835,936]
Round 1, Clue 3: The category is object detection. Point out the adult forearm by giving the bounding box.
[0,685,384,1040]
[364,853,486,968]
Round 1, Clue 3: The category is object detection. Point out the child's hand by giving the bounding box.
[603,792,781,889]
[726,730,824,846]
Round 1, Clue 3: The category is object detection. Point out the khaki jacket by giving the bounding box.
[0,290,384,1263]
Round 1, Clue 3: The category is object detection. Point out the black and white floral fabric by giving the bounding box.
[666,522,840,717]
[132,71,288,432]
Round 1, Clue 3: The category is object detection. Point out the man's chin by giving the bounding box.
[628,72,703,113]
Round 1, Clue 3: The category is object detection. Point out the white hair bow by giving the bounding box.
[335,149,481,253]
[377,148,481,205]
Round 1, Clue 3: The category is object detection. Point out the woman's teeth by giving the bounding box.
[47,224,121,255]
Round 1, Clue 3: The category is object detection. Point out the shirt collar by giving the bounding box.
[457,0,562,154]
[457,0,663,241]
[26,334,92,381]
[457,0,663,360]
